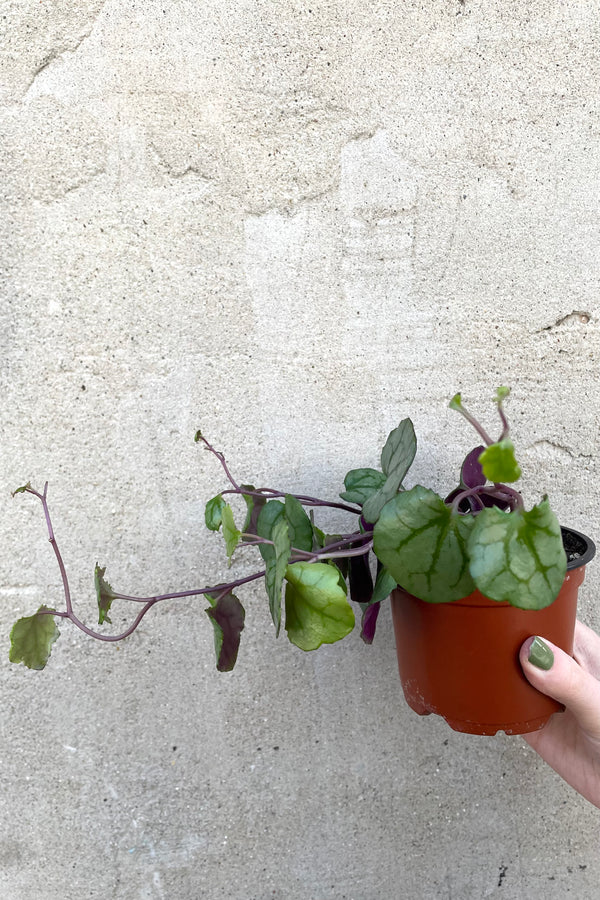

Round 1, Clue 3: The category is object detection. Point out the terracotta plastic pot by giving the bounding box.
[390,526,596,736]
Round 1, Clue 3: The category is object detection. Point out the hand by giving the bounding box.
[519,620,600,809]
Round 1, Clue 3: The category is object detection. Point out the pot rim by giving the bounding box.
[561,525,596,571]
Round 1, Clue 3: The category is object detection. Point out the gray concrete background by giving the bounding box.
[2,1,600,897]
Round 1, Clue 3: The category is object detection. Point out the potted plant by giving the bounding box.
[9,388,595,736]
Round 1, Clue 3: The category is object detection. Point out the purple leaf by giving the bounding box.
[240,485,267,538]
[460,445,486,488]
[360,602,380,644]
[205,591,245,672]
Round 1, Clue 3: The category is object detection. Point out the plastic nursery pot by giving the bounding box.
[390,527,596,736]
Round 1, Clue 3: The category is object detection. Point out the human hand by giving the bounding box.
[519,620,600,809]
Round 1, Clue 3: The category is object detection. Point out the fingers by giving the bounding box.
[520,635,600,742]
[573,620,600,680]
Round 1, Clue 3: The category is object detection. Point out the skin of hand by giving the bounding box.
[520,620,600,809]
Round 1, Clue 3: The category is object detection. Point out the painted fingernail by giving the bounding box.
[528,636,554,671]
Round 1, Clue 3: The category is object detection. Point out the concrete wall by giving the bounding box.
[2,2,600,897]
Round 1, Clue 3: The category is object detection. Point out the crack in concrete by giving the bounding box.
[24,49,61,92]
[43,165,108,202]
[527,440,592,460]
[537,310,592,332]
[242,184,337,219]
[343,127,382,146]
[166,166,212,183]
[23,1,109,97]
[150,147,214,184]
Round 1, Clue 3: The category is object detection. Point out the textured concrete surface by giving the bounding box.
[2,1,600,897]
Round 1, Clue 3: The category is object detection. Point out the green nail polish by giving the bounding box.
[528,636,554,671]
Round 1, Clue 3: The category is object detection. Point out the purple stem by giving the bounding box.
[197,433,241,491]
[313,532,373,554]
[43,572,269,643]
[115,533,373,605]
[198,434,361,515]
[64,601,161,642]
[22,470,371,649]
[497,402,510,441]
[453,403,495,447]
[450,483,523,513]
[312,540,374,562]
[491,484,524,509]
[221,487,360,515]
[112,569,266,604]
[26,484,73,616]
[450,486,486,513]
[23,482,270,644]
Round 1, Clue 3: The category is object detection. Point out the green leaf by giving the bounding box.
[256,499,285,563]
[340,468,386,505]
[284,494,313,552]
[363,475,400,525]
[284,562,355,651]
[11,482,31,497]
[329,546,348,580]
[362,477,400,524]
[205,591,245,671]
[468,500,567,610]
[255,500,294,630]
[380,418,417,479]
[330,562,349,594]
[372,485,476,602]
[9,606,60,670]
[257,499,285,539]
[264,516,291,635]
[221,504,241,561]
[495,386,510,403]
[362,419,417,524]
[95,563,116,625]
[478,439,521,483]
[448,392,463,412]
[205,494,226,531]
[309,510,326,550]
[370,566,397,605]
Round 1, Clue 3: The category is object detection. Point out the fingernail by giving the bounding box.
[528,636,554,671]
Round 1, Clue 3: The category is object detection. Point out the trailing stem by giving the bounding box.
[11,388,564,672]
[16,482,371,648]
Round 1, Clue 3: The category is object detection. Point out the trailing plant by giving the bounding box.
[9,388,567,671]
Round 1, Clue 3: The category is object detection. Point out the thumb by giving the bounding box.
[520,636,600,741]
